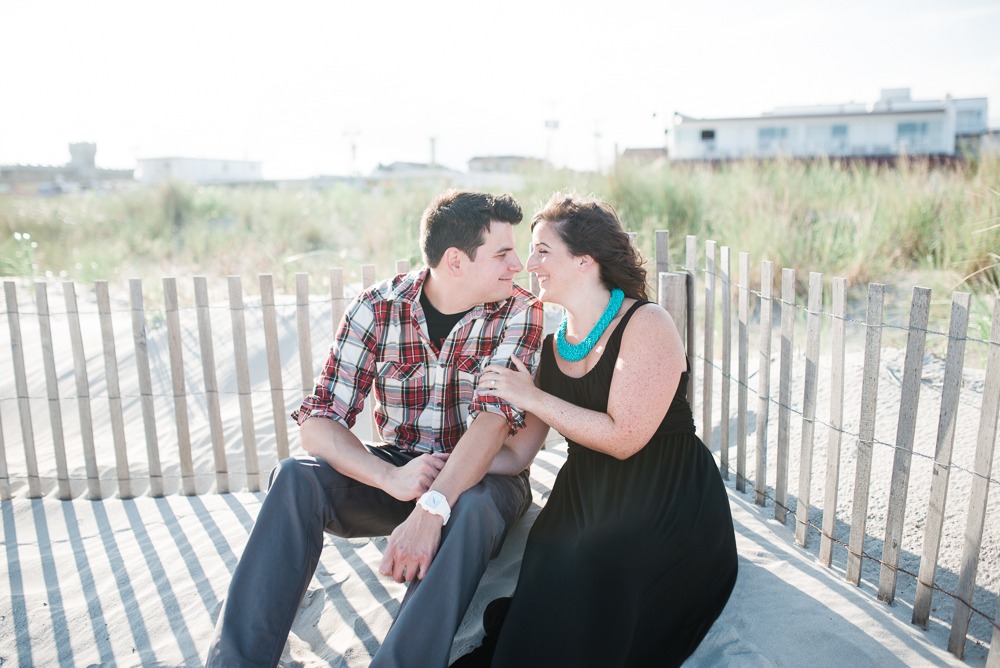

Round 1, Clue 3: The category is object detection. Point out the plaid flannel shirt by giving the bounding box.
[292,268,544,453]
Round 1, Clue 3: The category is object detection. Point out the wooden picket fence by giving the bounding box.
[1,232,998,664]
[666,233,1000,665]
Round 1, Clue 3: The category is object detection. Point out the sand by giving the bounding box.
[0,279,996,666]
[0,444,981,667]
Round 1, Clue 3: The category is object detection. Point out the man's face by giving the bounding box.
[462,221,523,304]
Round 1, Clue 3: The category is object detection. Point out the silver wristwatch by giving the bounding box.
[417,490,451,525]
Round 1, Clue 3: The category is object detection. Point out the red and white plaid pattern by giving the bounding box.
[293,268,543,453]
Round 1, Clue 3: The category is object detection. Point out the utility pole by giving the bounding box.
[544,119,559,164]
[343,129,360,175]
[594,122,602,173]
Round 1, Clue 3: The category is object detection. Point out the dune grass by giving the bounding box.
[1,154,997,314]
[610,154,999,293]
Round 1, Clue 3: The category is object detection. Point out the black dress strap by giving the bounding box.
[604,300,652,358]
[607,298,696,436]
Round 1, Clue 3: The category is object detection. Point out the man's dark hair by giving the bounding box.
[420,190,523,267]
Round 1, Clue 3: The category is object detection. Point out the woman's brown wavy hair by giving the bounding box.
[530,192,648,301]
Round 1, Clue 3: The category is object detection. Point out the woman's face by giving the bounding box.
[526,220,579,304]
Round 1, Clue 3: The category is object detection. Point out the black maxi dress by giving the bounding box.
[488,301,738,668]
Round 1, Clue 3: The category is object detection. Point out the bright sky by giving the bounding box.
[2,0,999,179]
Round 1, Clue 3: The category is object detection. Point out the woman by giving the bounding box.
[456,193,738,667]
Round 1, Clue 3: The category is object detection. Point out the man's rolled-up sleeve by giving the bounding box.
[468,300,544,434]
[292,295,378,429]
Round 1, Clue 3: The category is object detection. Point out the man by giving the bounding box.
[206,190,546,668]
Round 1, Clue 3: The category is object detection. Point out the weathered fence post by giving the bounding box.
[720,246,731,479]
[948,296,1000,659]
[0,400,7,501]
[63,281,100,499]
[846,282,885,586]
[229,276,260,493]
[775,267,795,522]
[130,279,163,498]
[330,267,345,337]
[685,236,697,423]
[658,272,687,343]
[260,274,290,462]
[913,291,972,627]
[819,277,847,566]
[96,281,131,499]
[755,261,773,506]
[703,241,716,454]
[361,265,377,292]
[5,282,40,498]
[194,276,228,494]
[396,259,411,275]
[655,231,670,295]
[879,286,931,604]
[737,252,750,493]
[36,282,71,500]
[163,278,195,495]
[795,272,823,546]
[296,273,313,399]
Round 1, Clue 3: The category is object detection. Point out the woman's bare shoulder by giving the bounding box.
[625,301,673,331]
[620,302,684,355]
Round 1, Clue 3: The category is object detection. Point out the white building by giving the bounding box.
[134,157,263,184]
[671,89,989,161]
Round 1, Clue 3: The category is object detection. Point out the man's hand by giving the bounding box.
[381,453,450,501]
[379,506,445,582]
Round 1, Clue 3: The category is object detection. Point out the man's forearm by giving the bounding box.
[378,411,515,583]
[486,445,528,477]
[428,411,509,507]
[299,417,396,490]
[486,411,549,476]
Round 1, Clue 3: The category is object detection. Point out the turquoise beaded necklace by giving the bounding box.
[556,289,625,362]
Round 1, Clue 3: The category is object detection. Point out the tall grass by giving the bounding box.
[608,154,1000,295]
[1,155,997,304]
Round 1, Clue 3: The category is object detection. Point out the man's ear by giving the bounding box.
[577,255,595,273]
[443,247,466,278]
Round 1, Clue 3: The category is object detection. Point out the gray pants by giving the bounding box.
[205,447,532,668]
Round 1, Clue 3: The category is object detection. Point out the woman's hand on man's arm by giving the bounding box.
[481,304,684,460]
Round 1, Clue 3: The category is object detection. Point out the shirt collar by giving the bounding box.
[388,267,510,319]
[386,267,427,303]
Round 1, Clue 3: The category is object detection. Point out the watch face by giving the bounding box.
[424,493,443,511]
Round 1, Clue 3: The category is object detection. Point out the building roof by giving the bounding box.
[136,156,260,164]
[674,88,981,125]
[675,107,948,124]
[619,148,669,161]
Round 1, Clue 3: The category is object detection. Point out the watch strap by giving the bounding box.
[417,490,451,525]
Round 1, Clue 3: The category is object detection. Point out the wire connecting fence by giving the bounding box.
[1,234,998,664]
[662,232,999,665]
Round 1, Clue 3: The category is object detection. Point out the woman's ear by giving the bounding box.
[577,255,595,272]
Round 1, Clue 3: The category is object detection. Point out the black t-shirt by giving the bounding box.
[420,289,473,351]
